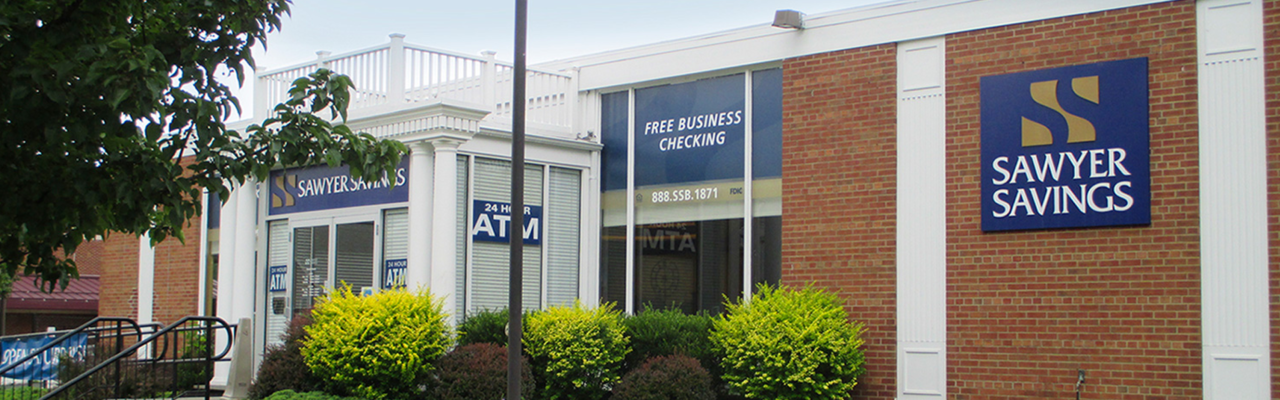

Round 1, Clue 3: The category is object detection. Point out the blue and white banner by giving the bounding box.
[980,58,1150,231]
[633,74,746,188]
[383,259,407,289]
[267,265,288,292]
[471,200,542,245]
[1,333,87,381]
[267,160,410,215]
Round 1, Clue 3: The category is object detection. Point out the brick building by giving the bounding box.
[92,0,1273,397]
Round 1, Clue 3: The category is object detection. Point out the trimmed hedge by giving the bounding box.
[302,286,452,400]
[249,313,317,400]
[711,284,866,399]
[429,343,534,400]
[612,354,715,400]
[523,301,629,400]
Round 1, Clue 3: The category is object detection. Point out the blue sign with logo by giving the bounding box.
[471,200,542,245]
[267,265,288,292]
[1,333,87,381]
[633,74,745,188]
[268,160,410,215]
[383,259,406,289]
[981,58,1150,231]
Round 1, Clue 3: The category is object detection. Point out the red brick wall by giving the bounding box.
[98,232,140,320]
[946,2,1200,399]
[96,194,205,326]
[781,44,897,399]
[152,214,203,325]
[1265,0,1280,398]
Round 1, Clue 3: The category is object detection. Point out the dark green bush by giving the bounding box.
[711,284,866,399]
[302,287,452,400]
[623,306,714,372]
[261,390,358,400]
[524,301,629,400]
[612,355,715,400]
[456,308,508,347]
[249,313,318,400]
[429,343,534,400]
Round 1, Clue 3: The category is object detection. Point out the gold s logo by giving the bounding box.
[1022,76,1099,147]
[271,175,297,208]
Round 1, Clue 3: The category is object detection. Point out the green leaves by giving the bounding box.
[524,301,630,400]
[303,286,451,400]
[711,284,867,400]
[0,0,405,291]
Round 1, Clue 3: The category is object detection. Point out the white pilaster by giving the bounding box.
[430,139,463,317]
[896,36,947,400]
[1196,1,1269,398]
[407,141,435,289]
[232,179,258,322]
[137,231,154,325]
[212,184,239,387]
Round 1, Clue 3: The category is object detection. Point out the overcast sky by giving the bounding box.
[227,0,893,120]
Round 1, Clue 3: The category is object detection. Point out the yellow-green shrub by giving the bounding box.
[711,284,866,399]
[302,286,452,400]
[523,301,629,400]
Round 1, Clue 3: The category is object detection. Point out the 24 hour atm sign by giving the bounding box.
[980,58,1150,231]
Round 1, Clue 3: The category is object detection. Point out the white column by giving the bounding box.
[137,231,155,325]
[1196,1,1269,398]
[212,184,239,387]
[896,37,947,400]
[430,139,462,316]
[231,179,257,322]
[407,141,435,289]
[387,34,406,105]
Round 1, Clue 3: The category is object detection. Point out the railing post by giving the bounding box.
[482,51,497,109]
[253,73,269,122]
[316,50,331,70]
[388,34,406,105]
[568,67,581,133]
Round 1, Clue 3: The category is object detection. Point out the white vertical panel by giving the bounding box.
[896,36,947,400]
[469,157,543,312]
[547,167,582,307]
[1197,1,1269,398]
[455,155,468,318]
[264,220,291,348]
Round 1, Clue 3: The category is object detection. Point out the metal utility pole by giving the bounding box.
[507,0,527,398]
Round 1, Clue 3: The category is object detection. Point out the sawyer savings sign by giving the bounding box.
[981,58,1150,231]
[268,160,409,215]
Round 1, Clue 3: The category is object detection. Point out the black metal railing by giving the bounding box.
[0,317,157,400]
[38,317,235,400]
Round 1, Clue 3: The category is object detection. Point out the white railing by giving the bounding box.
[255,35,576,133]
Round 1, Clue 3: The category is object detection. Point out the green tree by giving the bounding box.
[0,0,407,290]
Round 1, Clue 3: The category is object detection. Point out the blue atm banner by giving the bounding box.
[383,259,407,289]
[633,74,745,187]
[1,333,87,381]
[267,265,288,292]
[471,200,542,245]
[980,58,1150,231]
[268,160,409,215]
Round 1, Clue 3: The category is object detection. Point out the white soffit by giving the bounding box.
[553,0,1175,91]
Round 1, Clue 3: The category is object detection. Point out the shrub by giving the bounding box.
[523,301,629,400]
[261,390,358,400]
[429,343,534,400]
[612,355,715,400]
[302,286,452,400]
[456,308,509,347]
[249,313,318,400]
[623,306,714,372]
[711,284,866,400]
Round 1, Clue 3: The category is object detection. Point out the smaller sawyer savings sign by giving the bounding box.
[471,200,542,245]
[267,160,409,216]
[981,58,1150,231]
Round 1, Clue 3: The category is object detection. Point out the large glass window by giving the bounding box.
[601,68,782,314]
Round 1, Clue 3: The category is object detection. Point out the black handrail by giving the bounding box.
[0,317,150,377]
[39,316,236,400]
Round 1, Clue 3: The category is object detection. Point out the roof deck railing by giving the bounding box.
[255,34,578,137]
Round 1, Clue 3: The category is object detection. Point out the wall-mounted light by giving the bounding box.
[772,10,805,30]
